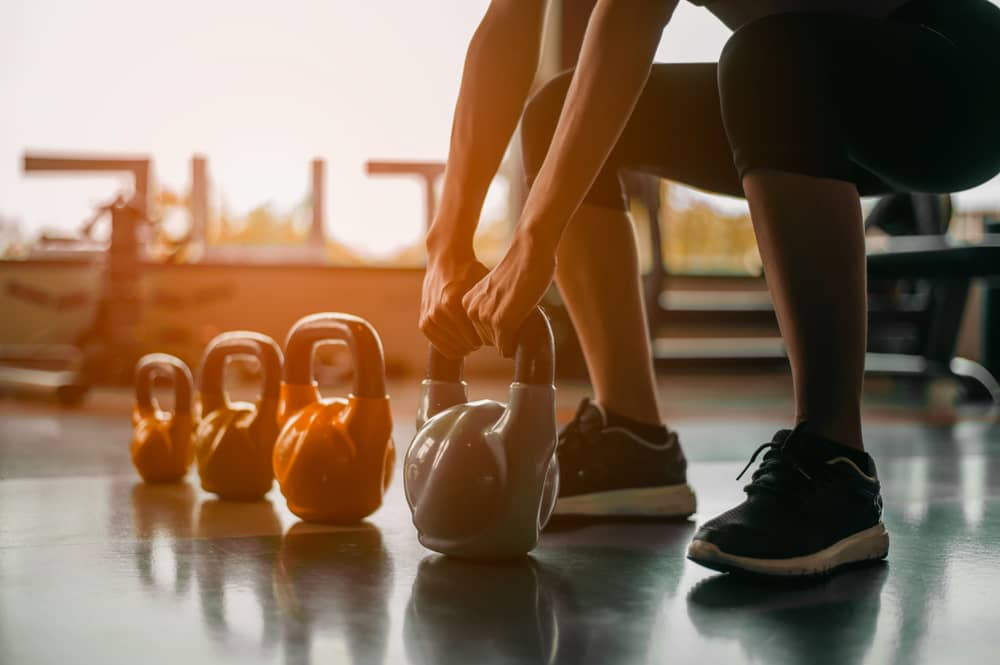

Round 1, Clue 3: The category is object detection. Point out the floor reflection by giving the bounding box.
[405,519,695,664]
[275,522,394,665]
[195,499,284,655]
[108,413,1000,665]
[405,556,562,664]
[687,564,889,665]
[130,482,198,598]
[129,486,397,665]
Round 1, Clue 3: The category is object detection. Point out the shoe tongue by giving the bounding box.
[772,429,795,445]
[769,426,818,465]
[577,399,607,433]
[772,425,869,469]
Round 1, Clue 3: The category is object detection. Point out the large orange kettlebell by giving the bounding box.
[132,353,195,483]
[404,307,559,558]
[273,313,394,524]
[194,332,284,500]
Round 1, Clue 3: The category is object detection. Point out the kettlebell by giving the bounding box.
[273,313,395,524]
[404,306,559,558]
[132,353,195,483]
[194,331,284,500]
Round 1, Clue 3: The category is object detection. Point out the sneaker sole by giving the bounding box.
[686,522,890,577]
[554,483,697,518]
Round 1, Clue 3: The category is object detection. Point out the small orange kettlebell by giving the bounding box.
[194,331,284,500]
[273,313,394,524]
[131,353,195,483]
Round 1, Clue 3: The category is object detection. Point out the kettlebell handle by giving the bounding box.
[135,353,193,415]
[426,306,554,385]
[284,313,387,398]
[199,332,284,413]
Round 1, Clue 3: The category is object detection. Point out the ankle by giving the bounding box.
[796,417,864,452]
[595,396,661,428]
[601,404,670,443]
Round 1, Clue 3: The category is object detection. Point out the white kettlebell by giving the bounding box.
[404,307,560,558]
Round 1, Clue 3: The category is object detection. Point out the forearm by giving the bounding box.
[519,0,676,251]
[427,0,546,259]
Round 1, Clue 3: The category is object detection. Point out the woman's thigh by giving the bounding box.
[842,11,1000,193]
[718,4,1000,195]
[521,63,744,207]
[610,62,744,198]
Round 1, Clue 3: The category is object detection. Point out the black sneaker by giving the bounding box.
[554,398,696,517]
[687,424,889,577]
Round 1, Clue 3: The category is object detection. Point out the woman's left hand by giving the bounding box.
[462,232,556,358]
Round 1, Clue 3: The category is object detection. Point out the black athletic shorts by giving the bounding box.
[521,0,1000,207]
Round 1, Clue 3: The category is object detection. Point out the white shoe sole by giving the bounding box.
[554,483,697,518]
[687,522,890,577]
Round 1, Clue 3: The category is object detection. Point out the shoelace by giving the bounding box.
[557,402,591,448]
[735,423,819,496]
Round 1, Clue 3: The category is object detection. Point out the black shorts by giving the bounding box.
[521,0,1000,208]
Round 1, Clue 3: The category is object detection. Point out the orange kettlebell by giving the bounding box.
[194,331,284,500]
[273,313,394,524]
[131,353,195,483]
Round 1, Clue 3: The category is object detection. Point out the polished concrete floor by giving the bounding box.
[2,375,999,664]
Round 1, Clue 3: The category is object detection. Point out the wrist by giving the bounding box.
[516,214,561,257]
[426,233,477,272]
[426,223,475,262]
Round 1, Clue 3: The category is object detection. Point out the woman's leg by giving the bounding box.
[717,4,1000,449]
[742,172,867,449]
[521,65,740,515]
[555,204,662,425]
[688,4,1000,576]
[521,65,741,427]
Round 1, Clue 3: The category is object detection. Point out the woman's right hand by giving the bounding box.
[420,246,489,359]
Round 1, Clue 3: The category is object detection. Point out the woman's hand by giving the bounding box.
[462,232,556,358]
[420,245,489,359]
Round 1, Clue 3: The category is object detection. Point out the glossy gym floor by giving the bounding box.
[2,374,998,665]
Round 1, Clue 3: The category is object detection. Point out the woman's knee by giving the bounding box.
[520,70,574,177]
[718,14,851,181]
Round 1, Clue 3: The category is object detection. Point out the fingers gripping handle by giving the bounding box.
[425,306,555,386]
[284,313,387,398]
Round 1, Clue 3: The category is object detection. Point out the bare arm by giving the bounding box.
[463,0,679,355]
[518,0,677,250]
[425,0,548,259]
[420,0,548,358]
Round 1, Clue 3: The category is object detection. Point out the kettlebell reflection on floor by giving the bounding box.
[405,556,565,665]
[129,485,397,665]
[194,498,284,653]
[129,482,198,597]
[404,524,692,665]
[275,522,394,665]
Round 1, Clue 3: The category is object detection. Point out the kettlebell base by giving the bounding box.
[137,472,188,485]
[201,482,273,502]
[285,502,381,525]
[417,533,538,560]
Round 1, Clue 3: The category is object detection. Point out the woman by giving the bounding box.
[420,0,1000,576]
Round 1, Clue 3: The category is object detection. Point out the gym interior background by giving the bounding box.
[2,1,999,664]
